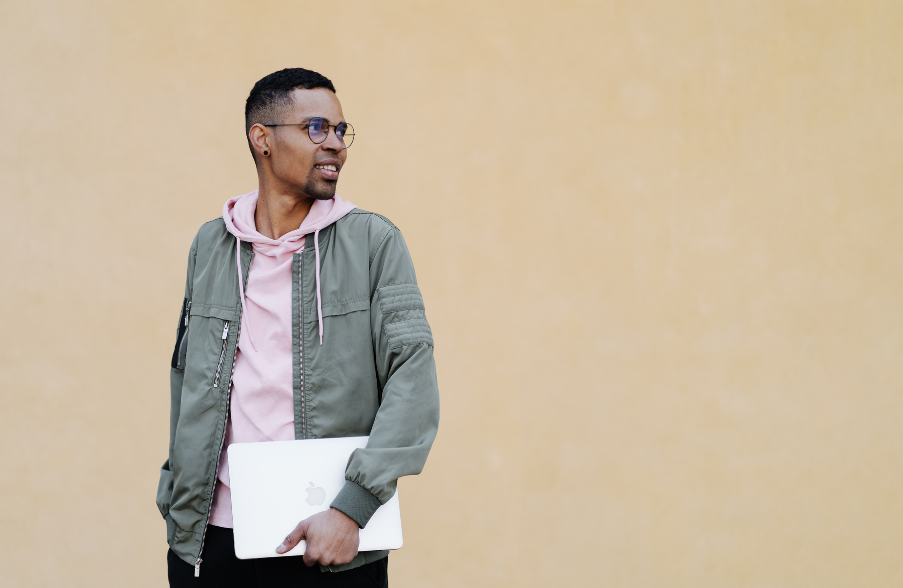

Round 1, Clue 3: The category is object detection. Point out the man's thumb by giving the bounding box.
[276,522,307,554]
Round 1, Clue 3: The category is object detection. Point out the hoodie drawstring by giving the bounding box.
[223,192,355,350]
[314,228,324,345]
[235,237,257,351]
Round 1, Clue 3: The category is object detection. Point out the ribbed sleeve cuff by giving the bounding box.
[330,480,382,528]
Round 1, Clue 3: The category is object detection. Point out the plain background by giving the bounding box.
[1,1,901,586]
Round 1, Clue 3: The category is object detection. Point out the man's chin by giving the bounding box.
[305,179,338,200]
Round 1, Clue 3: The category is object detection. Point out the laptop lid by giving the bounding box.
[227,436,403,560]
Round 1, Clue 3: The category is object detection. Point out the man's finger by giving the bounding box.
[302,547,320,567]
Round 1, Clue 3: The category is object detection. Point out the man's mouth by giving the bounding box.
[314,163,340,180]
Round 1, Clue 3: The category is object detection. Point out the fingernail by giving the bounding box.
[276,544,286,554]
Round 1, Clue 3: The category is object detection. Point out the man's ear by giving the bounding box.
[248,123,271,158]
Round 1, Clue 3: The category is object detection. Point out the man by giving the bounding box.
[157,68,440,587]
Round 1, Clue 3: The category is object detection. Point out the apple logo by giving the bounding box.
[305,482,325,506]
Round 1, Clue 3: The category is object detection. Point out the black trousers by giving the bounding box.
[168,525,388,587]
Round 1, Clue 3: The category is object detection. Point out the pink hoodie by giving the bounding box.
[208,190,356,528]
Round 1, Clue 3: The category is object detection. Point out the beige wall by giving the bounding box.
[1,1,901,586]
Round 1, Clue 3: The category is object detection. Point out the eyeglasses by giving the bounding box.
[263,117,355,149]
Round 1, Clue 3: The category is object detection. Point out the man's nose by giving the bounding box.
[322,128,344,151]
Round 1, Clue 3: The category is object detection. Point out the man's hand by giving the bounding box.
[275,508,360,567]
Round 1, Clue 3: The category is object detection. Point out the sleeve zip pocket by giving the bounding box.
[170,298,191,370]
[213,321,230,388]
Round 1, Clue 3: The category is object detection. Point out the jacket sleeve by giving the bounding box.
[156,234,198,529]
[330,223,440,528]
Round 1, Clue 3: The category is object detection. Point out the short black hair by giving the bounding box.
[244,68,337,160]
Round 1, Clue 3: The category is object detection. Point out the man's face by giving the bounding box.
[267,88,348,200]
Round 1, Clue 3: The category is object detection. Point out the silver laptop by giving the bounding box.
[227,436,403,559]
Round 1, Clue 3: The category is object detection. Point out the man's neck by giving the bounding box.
[254,181,316,240]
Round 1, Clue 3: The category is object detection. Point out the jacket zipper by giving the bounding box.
[299,252,306,440]
[195,315,239,576]
[212,322,230,388]
[196,247,247,576]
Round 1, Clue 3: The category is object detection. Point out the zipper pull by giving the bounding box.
[195,558,202,577]
[221,322,229,340]
[184,300,192,326]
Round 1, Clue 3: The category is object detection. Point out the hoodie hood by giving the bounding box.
[222,190,357,347]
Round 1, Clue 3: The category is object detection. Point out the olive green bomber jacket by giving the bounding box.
[156,209,440,573]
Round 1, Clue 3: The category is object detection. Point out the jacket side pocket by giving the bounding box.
[213,321,231,388]
[156,462,174,518]
[170,298,191,369]
[165,513,177,546]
